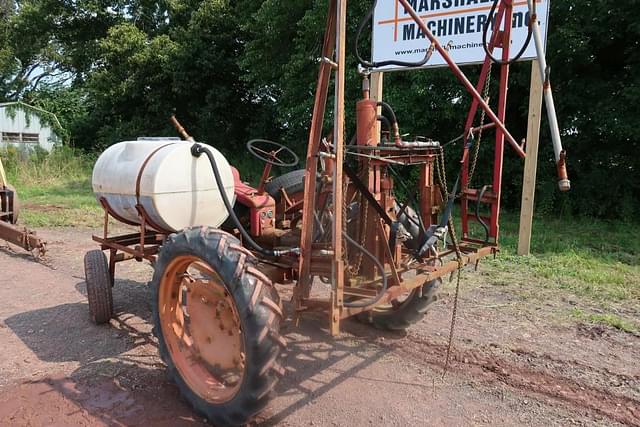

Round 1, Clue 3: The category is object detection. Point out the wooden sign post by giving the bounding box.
[517,59,544,256]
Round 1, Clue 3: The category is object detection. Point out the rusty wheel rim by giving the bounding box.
[159,255,244,404]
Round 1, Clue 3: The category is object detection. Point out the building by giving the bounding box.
[0,102,63,152]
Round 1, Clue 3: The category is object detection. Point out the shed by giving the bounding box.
[0,102,63,152]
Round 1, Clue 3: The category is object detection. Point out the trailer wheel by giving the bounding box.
[84,250,114,325]
[152,227,286,426]
[357,279,441,331]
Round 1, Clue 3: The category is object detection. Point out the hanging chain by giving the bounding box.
[349,185,368,276]
[433,140,465,380]
[468,64,492,188]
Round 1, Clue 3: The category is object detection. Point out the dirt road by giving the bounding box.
[1,227,638,426]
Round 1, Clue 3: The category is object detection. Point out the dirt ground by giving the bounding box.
[0,227,639,426]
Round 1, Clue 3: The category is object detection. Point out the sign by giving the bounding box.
[371,0,550,70]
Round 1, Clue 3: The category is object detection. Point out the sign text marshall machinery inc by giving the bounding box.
[371,0,550,70]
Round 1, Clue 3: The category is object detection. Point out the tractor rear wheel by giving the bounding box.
[84,250,114,324]
[265,169,305,204]
[152,227,285,426]
[357,279,441,331]
[265,169,306,226]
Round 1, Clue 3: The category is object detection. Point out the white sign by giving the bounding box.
[371,0,550,70]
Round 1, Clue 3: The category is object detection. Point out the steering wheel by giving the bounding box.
[246,139,299,167]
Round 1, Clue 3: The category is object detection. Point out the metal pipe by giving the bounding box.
[170,115,194,142]
[396,0,525,158]
[527,0,570,192]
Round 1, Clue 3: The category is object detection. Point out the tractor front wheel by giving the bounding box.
[152,227,285,426]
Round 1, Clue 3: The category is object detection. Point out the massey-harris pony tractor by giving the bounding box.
[85,0,568,425]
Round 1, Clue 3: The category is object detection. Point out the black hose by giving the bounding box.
[378,101,398,126]
[482,0,534,66]
[476,185,490,243]
[191,143,300,257]
[343,233,388,308]
[355,0,432,69]
[377,115,391,132]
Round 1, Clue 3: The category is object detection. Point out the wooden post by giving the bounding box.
[330,0,347,336]
[370,72,384,133]
[517,60,544,256]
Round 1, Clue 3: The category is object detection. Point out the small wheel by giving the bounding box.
[152,227,286,426]
[357,279,441,331]
[84,250,114,325]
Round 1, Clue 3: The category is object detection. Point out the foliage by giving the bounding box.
[1,144,93,185]
[0,0,637,217]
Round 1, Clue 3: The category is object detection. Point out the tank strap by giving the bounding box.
[135,143,177,233]
[135,143,177,205]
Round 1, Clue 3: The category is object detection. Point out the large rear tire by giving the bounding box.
[84,250,114,325]
[264,169,305,204]
[152,227,286,426]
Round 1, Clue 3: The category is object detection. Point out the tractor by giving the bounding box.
[84,0,568,425]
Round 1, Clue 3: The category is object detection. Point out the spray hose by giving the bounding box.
[482,0,534,66]
[191,143,300,257]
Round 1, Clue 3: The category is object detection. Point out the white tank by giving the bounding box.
[92,140,235,232]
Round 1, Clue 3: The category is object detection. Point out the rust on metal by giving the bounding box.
[158,255,244,403]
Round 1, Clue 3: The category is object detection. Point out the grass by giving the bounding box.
[570,308,637,334]
[483,215,640,333]
[2,146,103,227]
[3,146,639,333]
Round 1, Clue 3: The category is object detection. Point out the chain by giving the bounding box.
[442,256,462,379]
[468,64,492,188]
[433,141,464,380]
[435,146,449,199]
[348,160,369,276]
[342,166,349,262]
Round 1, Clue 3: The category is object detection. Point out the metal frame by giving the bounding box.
[295,0,522,335]
[89,0,565,338]
[92,197,165,283]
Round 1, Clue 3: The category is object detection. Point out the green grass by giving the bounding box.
[483,215,640,333]
[16,178,103,227]
[571,308,637,334]
[2,146,103,227]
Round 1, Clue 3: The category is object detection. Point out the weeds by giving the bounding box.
[1,145,101,227]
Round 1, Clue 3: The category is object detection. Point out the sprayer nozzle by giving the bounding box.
[558,179,571,192]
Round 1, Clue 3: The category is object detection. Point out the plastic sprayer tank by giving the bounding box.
[92,140,235,233]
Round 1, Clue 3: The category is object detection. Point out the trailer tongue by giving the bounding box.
[0,157,46,257]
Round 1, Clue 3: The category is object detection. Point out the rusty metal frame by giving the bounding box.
[291,0,527,336]
[0,183,46,256]
[93,197,167,283]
